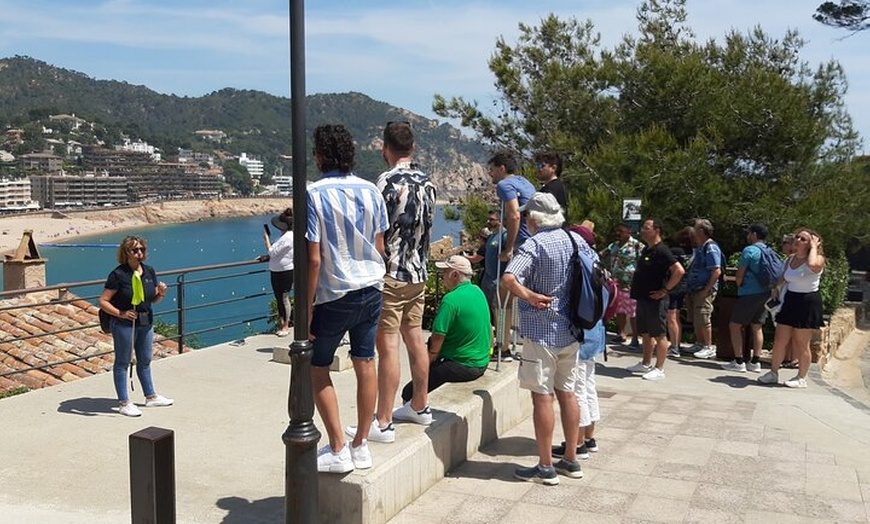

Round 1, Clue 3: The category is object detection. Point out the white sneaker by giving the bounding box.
[642,367,666,381]
[350,440,373,469]
[720,360,746,372]
[693,346,717,359]
[119,402,142,417]
[317,444,354,473]
[784,376,807,389]
[392,402,433,425]
[667,345,681,358]
[757,370,779,385]
[145,394,174,407]
[745,361,762,373]
[344,419,396,443]
[626,361,653,373]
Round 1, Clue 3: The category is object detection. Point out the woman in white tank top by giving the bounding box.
[757,228,825,389]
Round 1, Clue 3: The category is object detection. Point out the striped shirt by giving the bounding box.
[506,227,598,349]
[306,171,389,304]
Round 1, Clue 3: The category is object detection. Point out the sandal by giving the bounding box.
[782,360,798,369]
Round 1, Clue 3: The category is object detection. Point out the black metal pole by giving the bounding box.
[284,1,320,523]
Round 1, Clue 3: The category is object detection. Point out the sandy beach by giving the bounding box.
[0,198,289,257]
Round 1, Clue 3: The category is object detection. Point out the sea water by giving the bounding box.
[32,206,464,346]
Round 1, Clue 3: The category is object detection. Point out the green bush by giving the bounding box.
[820,252,850,315]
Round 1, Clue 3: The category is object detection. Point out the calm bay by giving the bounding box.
[35,206,464,346]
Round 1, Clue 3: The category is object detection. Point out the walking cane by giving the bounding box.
[129,271,145,392]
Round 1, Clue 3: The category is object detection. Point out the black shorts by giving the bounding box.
[636,298,668,337]
[775,291,823,329]
[730,293,768,325]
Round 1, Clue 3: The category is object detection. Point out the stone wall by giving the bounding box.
[813,306,858,369]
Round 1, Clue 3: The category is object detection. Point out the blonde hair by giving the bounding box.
[116,236,148,264]
[794,228,825,257]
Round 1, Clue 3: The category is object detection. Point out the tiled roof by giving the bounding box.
[0,290,183,395]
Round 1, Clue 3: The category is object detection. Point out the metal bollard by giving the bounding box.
[283,339,321,523]
[130,426,175,524]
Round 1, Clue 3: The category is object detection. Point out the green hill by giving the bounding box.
[0,56,488,185]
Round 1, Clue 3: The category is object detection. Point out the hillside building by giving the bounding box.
[239,153,264,180]
[29,173,130,208]
[0,178,40,212]
[18,153,63,173]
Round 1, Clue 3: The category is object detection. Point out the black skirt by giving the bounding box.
[775,290,823,329]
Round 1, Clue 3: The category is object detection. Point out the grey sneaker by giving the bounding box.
[746,361,762,373]
[514,464,559,485]
[757,370,779,385]
[554,458,584,478]
[392,401,433,425]
[627,361,653,373]
[667,345,681,358]
[721,360,746,372]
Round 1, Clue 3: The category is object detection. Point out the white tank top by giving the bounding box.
[784,258,822,293]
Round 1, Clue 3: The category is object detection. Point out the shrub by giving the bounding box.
[820,252,850,315]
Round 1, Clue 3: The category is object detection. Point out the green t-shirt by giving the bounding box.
[431,281,492,368]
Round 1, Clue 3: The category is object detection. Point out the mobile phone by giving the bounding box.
[263,224,270,235]
[765,297,781,309]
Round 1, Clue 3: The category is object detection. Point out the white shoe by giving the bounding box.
[784,376,807,389]
[317,444,354,473]
[720,360,746,372]
[276,328,290,337]
[119,402,142,417]
[757,370,779,385]
[145,394,174,407]
[693,346,717,359]
[350,440,373,469]
[626,361,653,373]
[642,367,666,381]
[745,361,762,373]
[345,419,396,443]
[392,401,433,425]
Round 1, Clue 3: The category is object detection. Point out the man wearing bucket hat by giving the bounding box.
[502,191,593,484]
[396,255,491,403]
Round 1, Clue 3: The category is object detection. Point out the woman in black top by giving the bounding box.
[98,236,172,417]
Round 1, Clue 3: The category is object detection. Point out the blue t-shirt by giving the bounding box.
[686,240,723,291]
[738,242,765,296]
[496,175,536,249]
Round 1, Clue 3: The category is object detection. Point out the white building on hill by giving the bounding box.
[239,153,264,180]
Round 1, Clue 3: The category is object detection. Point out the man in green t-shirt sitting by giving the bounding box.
[400,255,491,404]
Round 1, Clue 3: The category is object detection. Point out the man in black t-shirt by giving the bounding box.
[626,219,685,381]
[534,151,567,211]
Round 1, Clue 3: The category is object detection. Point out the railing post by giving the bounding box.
[130,427,175,524]
[176,275,185,353]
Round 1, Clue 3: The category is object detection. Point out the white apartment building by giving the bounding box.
[117,139,161,162]
[0,178,40,211]
[239,153,264,180]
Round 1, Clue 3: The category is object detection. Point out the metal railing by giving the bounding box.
[0,259,273,381]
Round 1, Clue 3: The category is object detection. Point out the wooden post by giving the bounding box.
[130,427,176,524]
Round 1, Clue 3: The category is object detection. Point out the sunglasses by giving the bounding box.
[128,247,147,254]
[535,162,545,170]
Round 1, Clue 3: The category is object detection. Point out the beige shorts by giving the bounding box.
[378,275,425,333]
[687,289,717,328]
[516,339,578,395]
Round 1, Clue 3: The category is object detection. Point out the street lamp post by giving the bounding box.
[283,1,321,523]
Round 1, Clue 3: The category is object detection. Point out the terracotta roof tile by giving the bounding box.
[0,290,183,395]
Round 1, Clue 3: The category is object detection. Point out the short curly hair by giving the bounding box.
[314,124,355,173]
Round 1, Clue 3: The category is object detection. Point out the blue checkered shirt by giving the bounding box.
[505,227,598,348]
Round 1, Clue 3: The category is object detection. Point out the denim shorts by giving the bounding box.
[310,286,382,367]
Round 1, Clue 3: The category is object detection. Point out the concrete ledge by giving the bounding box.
[318,363,530,524]
[271,331,353,372]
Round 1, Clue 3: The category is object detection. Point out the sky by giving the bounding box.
[0,0,867,152]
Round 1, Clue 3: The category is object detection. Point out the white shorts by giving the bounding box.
[574,358,600,427]
[517,338,578,395]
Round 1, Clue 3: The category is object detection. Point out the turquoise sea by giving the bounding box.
[33,206,464,346]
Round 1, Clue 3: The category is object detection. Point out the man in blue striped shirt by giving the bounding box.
[306,124,389,474]
[502,191,587,485]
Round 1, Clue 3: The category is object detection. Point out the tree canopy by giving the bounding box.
[815,1,870,32]
[434,0,868,258]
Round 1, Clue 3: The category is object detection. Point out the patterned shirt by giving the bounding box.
[377,161,437,283]
[604,236,643,289]
[505,227,598,349]
[306,171,389,304]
